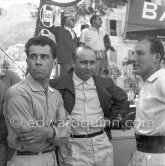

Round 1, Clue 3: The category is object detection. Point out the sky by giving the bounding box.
[0,0,40,9]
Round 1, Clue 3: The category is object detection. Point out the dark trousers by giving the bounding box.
[0,133,15,166]
[0,133,8,166]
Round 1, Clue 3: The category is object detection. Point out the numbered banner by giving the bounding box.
[40,5,55,28]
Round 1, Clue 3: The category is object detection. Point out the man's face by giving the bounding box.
[74,48,96,81]
[132,40,156,79]
[66,16,75,28]
[26,45,53,82]
[93,16,102,29]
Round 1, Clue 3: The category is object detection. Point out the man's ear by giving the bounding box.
[53,59,57,69]
[26,58,29,68]
[154,53,161,62]
[72,61,76,68]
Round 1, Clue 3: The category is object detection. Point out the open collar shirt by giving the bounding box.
[135,69,165,136]
[4,74,70,152]
[71,73,105,135]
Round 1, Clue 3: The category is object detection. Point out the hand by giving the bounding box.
[19,127,54,145]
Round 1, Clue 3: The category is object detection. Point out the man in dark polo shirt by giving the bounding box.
[0,68,21,166]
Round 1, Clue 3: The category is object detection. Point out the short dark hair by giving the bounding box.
[81,24,89,31]
[73,45,95,62]
[25,36,57,59]
[139,36,165,61]
[90,14,99,26]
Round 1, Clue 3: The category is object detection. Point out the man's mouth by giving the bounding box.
[133,64,140,69]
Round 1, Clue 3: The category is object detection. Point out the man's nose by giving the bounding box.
[131,53,137,62]
[86,63,91,69]
[36,56,42,65]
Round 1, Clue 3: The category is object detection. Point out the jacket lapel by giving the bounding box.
[94,77,112,112]
[55,73,75,95]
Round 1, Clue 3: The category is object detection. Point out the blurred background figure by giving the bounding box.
[80,24,89,32]
[49,14,78,76]
[79,14,114,77]
[0,61,21,166]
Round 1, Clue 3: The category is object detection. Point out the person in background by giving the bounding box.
[0,81,6,165]
[49,14,78,76]
[50,45,127,166]
[0,64,21,166]
[79,14,114,76]
[0,81,5,116]
[128,36,165,166]
[3,36,70,166]
[80,24,89,32]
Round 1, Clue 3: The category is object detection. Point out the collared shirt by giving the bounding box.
[64,26,75,39]
[71,73,105,135]
[4,74,70,152]
[79,27,105,51]
[135,69,165,136]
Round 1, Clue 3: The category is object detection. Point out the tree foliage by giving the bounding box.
[63,0,127,17]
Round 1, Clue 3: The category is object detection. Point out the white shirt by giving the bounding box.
[79,27,105,51]
[135,69,165,136]
[71,73,105,135]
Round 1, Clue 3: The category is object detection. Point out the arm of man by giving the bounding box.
[79,28,87,46]
[46,90,71,146]
[4,90,54,150]
[48,26,59,43]
[18,90,71,147]
[109,81,128,120]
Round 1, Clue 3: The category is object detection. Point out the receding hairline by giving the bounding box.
[74,46,96,60]
[77,46,95,54]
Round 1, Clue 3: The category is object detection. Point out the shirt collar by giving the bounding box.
[73,72,95,86]
[64,26,72,32]
[147,68,165,82]
[26,74,54,93]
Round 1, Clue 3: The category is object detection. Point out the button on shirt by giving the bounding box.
[71,73,105,135]
[79,27,105,51]
[135,69,165,136]
[4,75,70,152]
